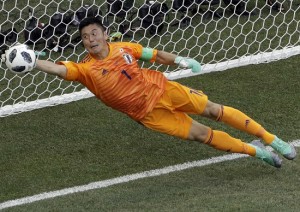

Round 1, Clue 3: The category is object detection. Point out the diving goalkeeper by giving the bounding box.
[4,17,296,168]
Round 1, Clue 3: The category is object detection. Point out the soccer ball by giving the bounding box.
[5,44,36,74]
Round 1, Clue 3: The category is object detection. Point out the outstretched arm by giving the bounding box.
[155,50,177,65]
[35,59,67,79]
[1,43,67,77]
[155,50,202,73]
[137,45,200,73]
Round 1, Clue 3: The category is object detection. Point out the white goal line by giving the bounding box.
[0,140,299,210]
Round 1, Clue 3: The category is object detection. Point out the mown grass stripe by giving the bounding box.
[1,140,299,210]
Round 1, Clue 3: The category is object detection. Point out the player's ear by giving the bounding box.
[104,30,109,40]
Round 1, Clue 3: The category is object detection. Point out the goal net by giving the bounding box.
[0,0,299,117]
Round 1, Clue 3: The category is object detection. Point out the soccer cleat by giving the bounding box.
[249,140,282,168]
[270,136,296,160]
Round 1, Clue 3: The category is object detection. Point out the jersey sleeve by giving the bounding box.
[57,61,82,81]
[122,42,157,63]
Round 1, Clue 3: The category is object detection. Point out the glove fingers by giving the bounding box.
[188,59,201,73]
[175,56,201,73]
[1,53,6,62]
[192,64,201,73]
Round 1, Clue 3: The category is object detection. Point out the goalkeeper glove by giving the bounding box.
[174,56,201,73]
[1,51,6,63]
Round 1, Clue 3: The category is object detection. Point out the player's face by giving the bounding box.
[81,24,108,57]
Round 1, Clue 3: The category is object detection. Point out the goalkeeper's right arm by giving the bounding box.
[35,59,67,78]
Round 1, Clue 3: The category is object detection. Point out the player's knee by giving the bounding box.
[202,101,221,120]
[187,120,210,142]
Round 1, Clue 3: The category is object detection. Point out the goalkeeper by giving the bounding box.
[4,17,296,168]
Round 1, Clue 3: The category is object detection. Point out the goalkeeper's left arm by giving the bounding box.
[154,50,202,73]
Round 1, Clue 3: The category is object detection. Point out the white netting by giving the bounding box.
[0,0,299,117]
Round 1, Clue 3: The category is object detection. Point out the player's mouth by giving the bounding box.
[91,45,99,49]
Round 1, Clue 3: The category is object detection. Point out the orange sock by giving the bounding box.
[217,106,275,144]
[204,129,256,156]
[256,128,275,144]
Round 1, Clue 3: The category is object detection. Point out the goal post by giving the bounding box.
[0,0,299,117]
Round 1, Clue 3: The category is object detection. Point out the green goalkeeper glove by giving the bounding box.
[174,56,201,73]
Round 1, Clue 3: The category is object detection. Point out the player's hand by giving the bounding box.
[174,56,201,73]
[1,50,7,63]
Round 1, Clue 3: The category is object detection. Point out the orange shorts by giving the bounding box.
[140,80,208,139]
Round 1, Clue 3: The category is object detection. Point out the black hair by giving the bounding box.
[78,17,106,34]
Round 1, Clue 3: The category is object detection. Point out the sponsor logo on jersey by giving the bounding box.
[245,119,250,128]
[102,69,108,75]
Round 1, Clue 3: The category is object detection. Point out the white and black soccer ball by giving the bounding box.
[5,44,36,74]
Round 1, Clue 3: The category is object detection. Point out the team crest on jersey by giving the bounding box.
[122,53,133,64]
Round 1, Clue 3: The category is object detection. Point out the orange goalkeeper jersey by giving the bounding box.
[59,42,167,120]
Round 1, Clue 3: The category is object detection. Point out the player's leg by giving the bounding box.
[141,106,281,168]
[140,81,281,167]
[188,119,282,168]
[188,119,255,155]
[201,101,296,160]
